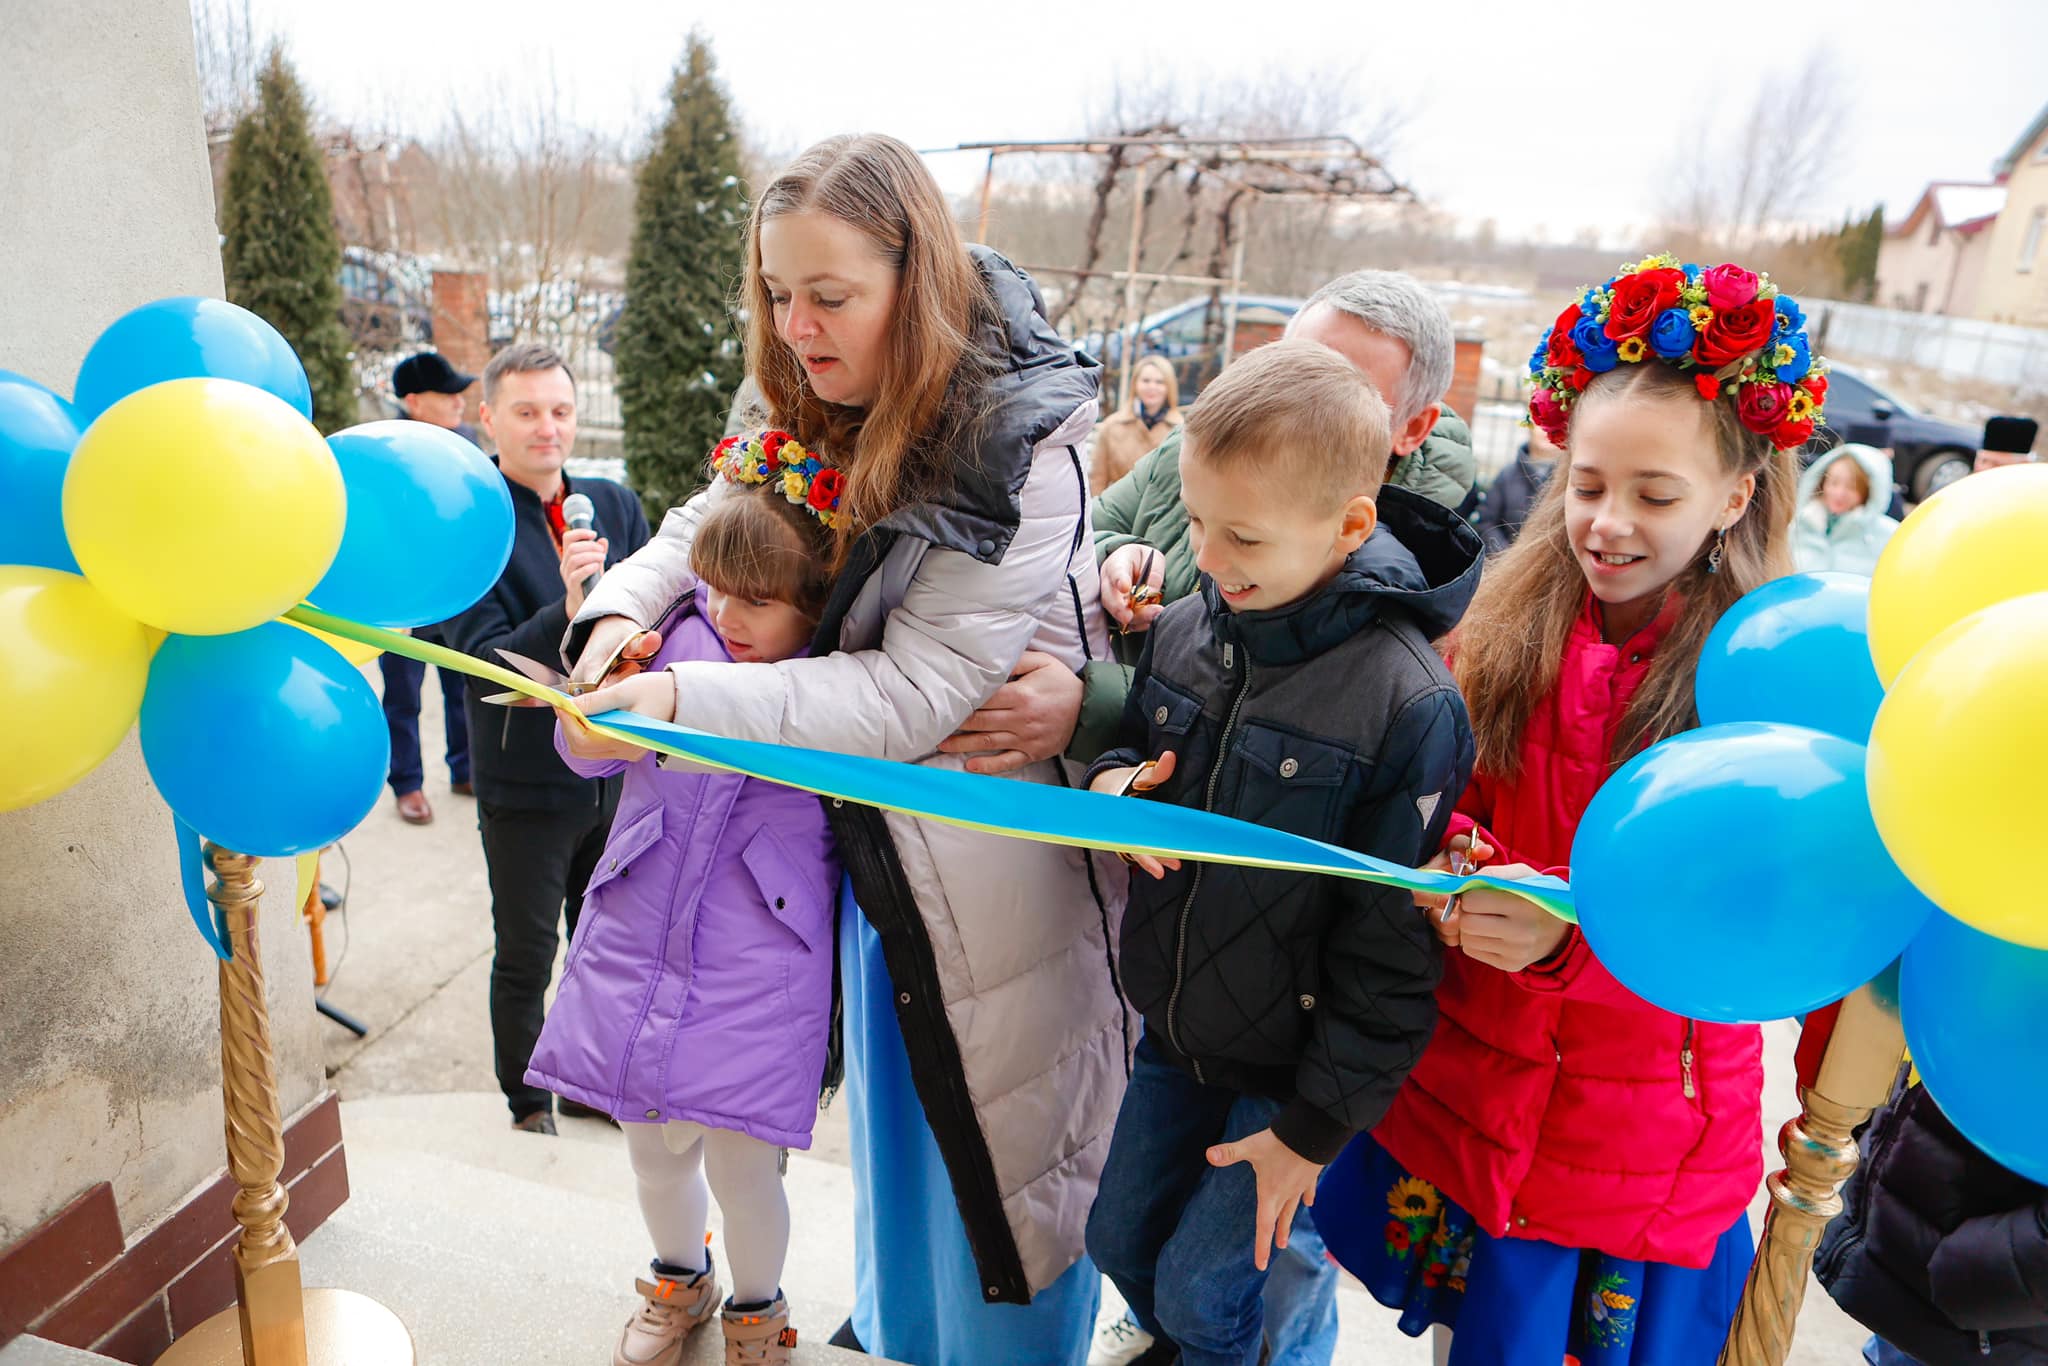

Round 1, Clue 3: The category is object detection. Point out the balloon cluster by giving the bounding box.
[1569,467,2048,1184]
[1,297,513,860]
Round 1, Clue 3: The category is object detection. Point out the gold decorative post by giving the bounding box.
[1719,982,1907,1365]
[157,848,413,1366]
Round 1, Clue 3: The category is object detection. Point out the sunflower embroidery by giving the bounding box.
[1387,1176,1441,1222]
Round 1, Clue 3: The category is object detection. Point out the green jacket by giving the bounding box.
[1092,406,1478,615]
[1075,407,1478,754]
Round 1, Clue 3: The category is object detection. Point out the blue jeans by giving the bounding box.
[379,652,469,794]
[1087,1035,1339,1366]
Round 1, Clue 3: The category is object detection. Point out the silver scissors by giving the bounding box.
[1442,842,1479,923]
[479,648,603,708]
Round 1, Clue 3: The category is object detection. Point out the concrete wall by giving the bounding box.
[1876,216,1989,318]
[0,0,325,1246]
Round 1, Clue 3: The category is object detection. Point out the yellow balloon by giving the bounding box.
[1868,463,2048,683]
[1868,591,2048,947]
[63,378,345,636]
[284,618,380,666]
[0,566,154,812]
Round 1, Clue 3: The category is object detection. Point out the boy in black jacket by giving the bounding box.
[1084,340,1478,1365]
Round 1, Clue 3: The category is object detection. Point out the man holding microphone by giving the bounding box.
[443,342,650,1135]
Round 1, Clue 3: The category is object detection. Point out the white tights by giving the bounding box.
[624,1120,788,1305]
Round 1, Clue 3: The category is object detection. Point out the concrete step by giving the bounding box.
[297,1093,880,1364]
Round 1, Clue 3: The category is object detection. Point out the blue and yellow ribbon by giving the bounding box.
[286,604,1575,923]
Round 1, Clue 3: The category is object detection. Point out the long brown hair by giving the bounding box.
[742,134,997,553]
[1454,361,1795,779]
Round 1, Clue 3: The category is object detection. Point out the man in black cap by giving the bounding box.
[393,351,483,446]
[381,351,480,825]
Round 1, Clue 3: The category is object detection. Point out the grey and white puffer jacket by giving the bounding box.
[566,247,1132,1303]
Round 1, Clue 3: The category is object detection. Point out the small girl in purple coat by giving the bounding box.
[530,431,841,1366]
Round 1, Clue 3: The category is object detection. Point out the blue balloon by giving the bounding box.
[1572,722,1934,1022]
[0,371,84,572]
[1695,573,1885,743]
[73,297,312,422]
[309,422,515,628]
[140,623,387,857]
[1903,911,2048,1185]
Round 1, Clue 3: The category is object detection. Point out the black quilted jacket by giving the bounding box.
[1817,1074,2048,1363]
[1089,487,1479,1163]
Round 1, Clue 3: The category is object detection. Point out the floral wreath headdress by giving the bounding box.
[1526,253,1828,453]
[710,428,846,530]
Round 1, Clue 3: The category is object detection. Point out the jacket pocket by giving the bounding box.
[1232,723,1353,839]
[740,825,830,953]
[565,803,664,975]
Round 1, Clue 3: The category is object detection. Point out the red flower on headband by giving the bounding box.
[1736,381,1795,436]
[1696,299,1778,366]
[761,431,789,462]
[713,435,739,459]
[1803,373,1829,404]
[1695,373,1722,400]
[1702,264,1762,310]
[1773,415,1816,448]
[1545,305,1582,367]
[808,467,846,513]
[1604,267,1685,341]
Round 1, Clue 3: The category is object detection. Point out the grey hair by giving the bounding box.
[1287,270,1453,426]
[482,341,575,405]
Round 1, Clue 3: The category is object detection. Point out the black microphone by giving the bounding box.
[562,492,601,596]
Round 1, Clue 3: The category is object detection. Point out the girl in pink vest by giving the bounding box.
[1320,256,1820,1364]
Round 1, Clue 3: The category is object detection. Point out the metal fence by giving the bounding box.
[1805,298,2048,395]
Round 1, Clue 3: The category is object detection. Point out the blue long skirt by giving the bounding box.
[1318,1135,1752,1365]
[840,876,1100,1366]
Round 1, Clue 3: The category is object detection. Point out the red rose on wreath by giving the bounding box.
[1803,373,1829,404]
[1604,267,1685,341]
[1570,366,1593,392]
[1736,380,1794,436]
[1696,299,1778,366]
[1702,263,1762,310]
[808,467,847,512]
[713,435,740,460]
[761,431,789,462]
[1385,1221,1413,1253]
[1695,373,1722,400]
[1773,415,1816,448]
[1529,387,1569,441]
[1545,305,1583,367]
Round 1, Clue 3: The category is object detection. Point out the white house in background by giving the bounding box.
[1876,181,2005,317]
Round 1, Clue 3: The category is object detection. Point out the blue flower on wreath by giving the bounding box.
[1776,333,1812,383]
[1649,308,1696,360]
[1579,287,1602,317]
[1572,315,1620,372]
[1683,262,1703,280]
[1775,295,1806,337]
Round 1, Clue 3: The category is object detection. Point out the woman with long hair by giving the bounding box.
[1089,354,1182,497]
[565,134,1124,1366]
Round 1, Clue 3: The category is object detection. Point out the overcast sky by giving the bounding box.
[241,0,2045,244]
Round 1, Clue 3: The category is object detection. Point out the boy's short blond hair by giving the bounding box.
[1181,339,1391,510]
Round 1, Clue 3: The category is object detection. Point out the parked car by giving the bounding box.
[1811,364,1981,502]
[1078,294,1302,404]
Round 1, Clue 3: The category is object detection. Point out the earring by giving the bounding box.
[1706,524,1727,575]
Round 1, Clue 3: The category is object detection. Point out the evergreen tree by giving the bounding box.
[1838,204,1885,303]
[220,44,356,433]
[616,32,750,521]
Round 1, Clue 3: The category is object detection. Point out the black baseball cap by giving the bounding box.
[393,352,476,398]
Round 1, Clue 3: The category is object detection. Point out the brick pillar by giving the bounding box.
[1448,334,1485,423]
[430,270,490,423]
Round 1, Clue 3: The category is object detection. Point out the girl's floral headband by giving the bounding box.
[710,428,845,530]
[1526,253,1828,453]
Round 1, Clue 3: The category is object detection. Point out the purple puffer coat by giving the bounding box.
[525,591,838,1147]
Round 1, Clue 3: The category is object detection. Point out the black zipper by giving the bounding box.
[1166,639,1251,1084]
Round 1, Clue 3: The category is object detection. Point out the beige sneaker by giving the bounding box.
[614,1258,720,1366]
[721,1292,796,1365]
